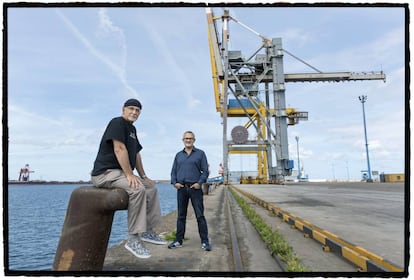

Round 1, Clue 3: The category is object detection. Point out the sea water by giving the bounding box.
[6,183,177,271]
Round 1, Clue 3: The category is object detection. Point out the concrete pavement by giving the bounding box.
[103,181,406,274]
[103,184,282,274]
[234,182,405,268]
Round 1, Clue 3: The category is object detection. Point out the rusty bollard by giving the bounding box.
[53,186,128,271]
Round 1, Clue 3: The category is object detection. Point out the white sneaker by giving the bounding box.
[124,239,151,259]
[141,231,168,245]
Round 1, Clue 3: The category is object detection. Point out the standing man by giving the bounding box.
[91,98,167,259]
[169,131,211,251]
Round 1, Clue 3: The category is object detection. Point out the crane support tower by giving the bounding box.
[205,8,385,184]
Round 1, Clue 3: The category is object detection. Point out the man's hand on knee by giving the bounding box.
[127,174,144,190]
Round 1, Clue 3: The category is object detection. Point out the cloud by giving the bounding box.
[55,8,139,98]
[136,15,202,109]
[8,104,64,127]
[97,8,127,68]
[310,26,403,72]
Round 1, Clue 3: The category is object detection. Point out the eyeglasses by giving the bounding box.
[125,106,141,113]
[183,138,194,141]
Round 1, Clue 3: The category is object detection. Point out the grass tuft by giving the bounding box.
[229,187,310,272]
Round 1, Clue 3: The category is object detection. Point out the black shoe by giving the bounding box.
[168,240,182,249]
[201,242,211,251]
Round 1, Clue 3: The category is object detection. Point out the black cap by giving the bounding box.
[124,99,142,109]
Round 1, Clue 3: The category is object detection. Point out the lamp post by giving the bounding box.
[345,160,350,181]
[359,95,372,182]
[295,136,300,179]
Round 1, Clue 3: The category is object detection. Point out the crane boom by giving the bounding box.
[206,8,224,112]
[226,71,386,85]
[284,71,386,82]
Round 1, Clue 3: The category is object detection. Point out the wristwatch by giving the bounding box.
[141,174,147,179]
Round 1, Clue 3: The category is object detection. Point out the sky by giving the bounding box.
[4,3,407,182]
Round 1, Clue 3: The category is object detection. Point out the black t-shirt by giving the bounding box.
[91,117,143,176]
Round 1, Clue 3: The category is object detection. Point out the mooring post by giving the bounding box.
[52,186,128,271]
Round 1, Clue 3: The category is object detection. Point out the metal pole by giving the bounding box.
[346,160,350,181]
[359,95,372,182]
[295,136,300,179]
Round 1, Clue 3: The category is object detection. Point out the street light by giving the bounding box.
[359,95,373,182]
[295,136,300,179]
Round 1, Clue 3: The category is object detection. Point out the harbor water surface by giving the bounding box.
[7,183,177,271]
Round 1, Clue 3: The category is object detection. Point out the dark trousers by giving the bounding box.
[175,186,209,244]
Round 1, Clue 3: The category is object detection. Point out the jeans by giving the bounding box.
[175,186,209,244]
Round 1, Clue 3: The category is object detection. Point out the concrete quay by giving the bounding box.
[103,184,282,275]
[103,181,407,275]
[234,181,406,269]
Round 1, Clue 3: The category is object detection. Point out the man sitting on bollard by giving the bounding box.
[91,98,167,259]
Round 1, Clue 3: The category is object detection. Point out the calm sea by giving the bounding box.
[6,183,177,271]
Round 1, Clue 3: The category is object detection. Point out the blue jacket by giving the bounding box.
[171,147,209,186]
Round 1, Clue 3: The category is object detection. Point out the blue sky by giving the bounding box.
[6,4,406,181]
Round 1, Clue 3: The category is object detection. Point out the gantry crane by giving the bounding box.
[18,164,34,182]
[206,8,385,184]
